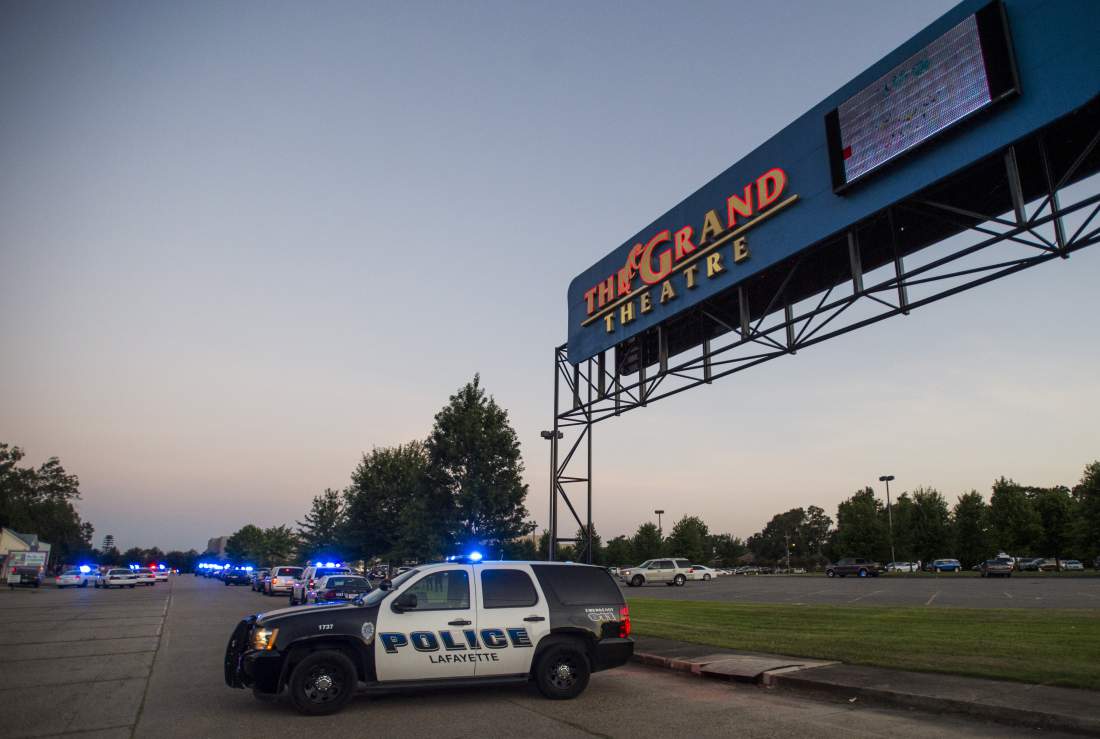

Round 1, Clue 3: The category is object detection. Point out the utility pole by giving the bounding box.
[784,532,792,574]
[879,475,896,565]
[541,429,563,561]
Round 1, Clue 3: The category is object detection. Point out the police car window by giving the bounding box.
[404,570,469,611]
[481,569,538,608]
[530,565,622,606]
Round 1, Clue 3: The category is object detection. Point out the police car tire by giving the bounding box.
[534,642,590,700]
[288,650,357,716]
[674,574,686,586]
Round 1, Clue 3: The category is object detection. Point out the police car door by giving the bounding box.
[374,566,476,682]
[473,565,550,677]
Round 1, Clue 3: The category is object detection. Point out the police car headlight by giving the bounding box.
[360,622,375,644]
[251,627,279,651]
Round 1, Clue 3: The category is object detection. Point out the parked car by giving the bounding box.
[134,568,157,586]
[885,561,919,573]
[928,559,962,573]
[1016,557,1042,571]
[55,569,92,588]
[224,567,253,586]
[250,569,270,591]
[96,568,139,588]
[689,565,719,581]
[620,558,694,587]
[291,565,353,605]
[980,558,1014,577]
[265,566,303,596]
[1062,559,1084,571]
[825,558,880,578]
[305,574,373,603]
[1036,558,1060,572]
[153,567,169,583]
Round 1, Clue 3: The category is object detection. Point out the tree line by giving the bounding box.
[579,462,1100,570]
[219,376,536,567]
[0,443,94,564]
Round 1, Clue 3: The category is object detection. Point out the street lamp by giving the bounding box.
[542,430,563,561]
[879,475,896,566]
[654,509,665,537]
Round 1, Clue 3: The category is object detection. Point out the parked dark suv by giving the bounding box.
[825,558,880,578]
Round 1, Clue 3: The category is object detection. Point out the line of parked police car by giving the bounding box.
[46,564,171,589]
[196,561,381,605]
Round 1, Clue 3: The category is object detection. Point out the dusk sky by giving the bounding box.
[2,1,1097,553]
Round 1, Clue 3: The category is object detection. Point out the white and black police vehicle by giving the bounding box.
[225,554,633,715]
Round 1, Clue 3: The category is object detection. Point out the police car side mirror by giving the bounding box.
[392,592,417,613]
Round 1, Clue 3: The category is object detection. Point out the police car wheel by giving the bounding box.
[535,643,590,700]
[288,650,356,716]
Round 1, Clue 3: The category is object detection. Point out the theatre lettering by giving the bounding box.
[582,167,798,334]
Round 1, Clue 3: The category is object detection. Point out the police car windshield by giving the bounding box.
[360,569,419,607]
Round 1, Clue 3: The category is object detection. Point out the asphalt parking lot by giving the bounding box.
[623,573,1100,608]
[0,575,1086,739]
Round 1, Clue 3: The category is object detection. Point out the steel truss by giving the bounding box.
[547,106,1100,561]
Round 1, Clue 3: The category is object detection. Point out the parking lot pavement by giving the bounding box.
[0,582,168,738]
[623,574,1100,608]
[2,576,1084,739]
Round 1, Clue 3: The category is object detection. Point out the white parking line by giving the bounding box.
[1003,591,1013,599]
[925,591,939,606]
[849,590,884,603]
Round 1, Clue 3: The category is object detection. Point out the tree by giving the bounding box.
[297,488,346,562]
[832,487,888,561]
[120,546,145,565]
[573,524,603,564]
[990,477,1042,554]
[343,442,443,564]
[99,546,122,566]
[665,516,709,563]
[102,534,115,551]
[953,490,991,568]
[748,508,805,563]
[165,549,199,572]
[1070,462,1100,563]
[225,525,267,564]
[631,522,664,561]
[801,506,833,560]
[908,487,952,565]
[260,525,298,565]
[709,534,748,567]
[604,535,634,567]
[425,375,534,551]
[0,443,92,563]
[502,536,537,560]
[1031,486,1073,561]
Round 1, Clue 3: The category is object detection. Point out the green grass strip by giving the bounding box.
[627,599,1100,691]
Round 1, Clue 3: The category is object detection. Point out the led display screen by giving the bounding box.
[826,0,1018,191]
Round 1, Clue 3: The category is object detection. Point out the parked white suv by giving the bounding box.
[620,558,693,587]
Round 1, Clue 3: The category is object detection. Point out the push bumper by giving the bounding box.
[593,637,634,672]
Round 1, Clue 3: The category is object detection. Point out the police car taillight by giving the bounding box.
[619,605,631,638]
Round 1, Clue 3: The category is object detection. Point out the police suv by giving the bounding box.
[225,558,633,715]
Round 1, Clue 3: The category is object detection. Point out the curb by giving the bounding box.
[632,651,1100,737]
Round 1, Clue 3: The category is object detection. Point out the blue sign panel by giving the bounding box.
[566,0,1100,365]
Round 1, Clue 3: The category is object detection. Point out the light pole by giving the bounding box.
[542,430,563,560]
[654,510,665,538]
[879,475,896,566]
[784,532,793,574]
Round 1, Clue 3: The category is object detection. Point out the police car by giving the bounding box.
[225,556,633,715]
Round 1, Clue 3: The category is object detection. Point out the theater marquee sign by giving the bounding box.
[578,167,798,337]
